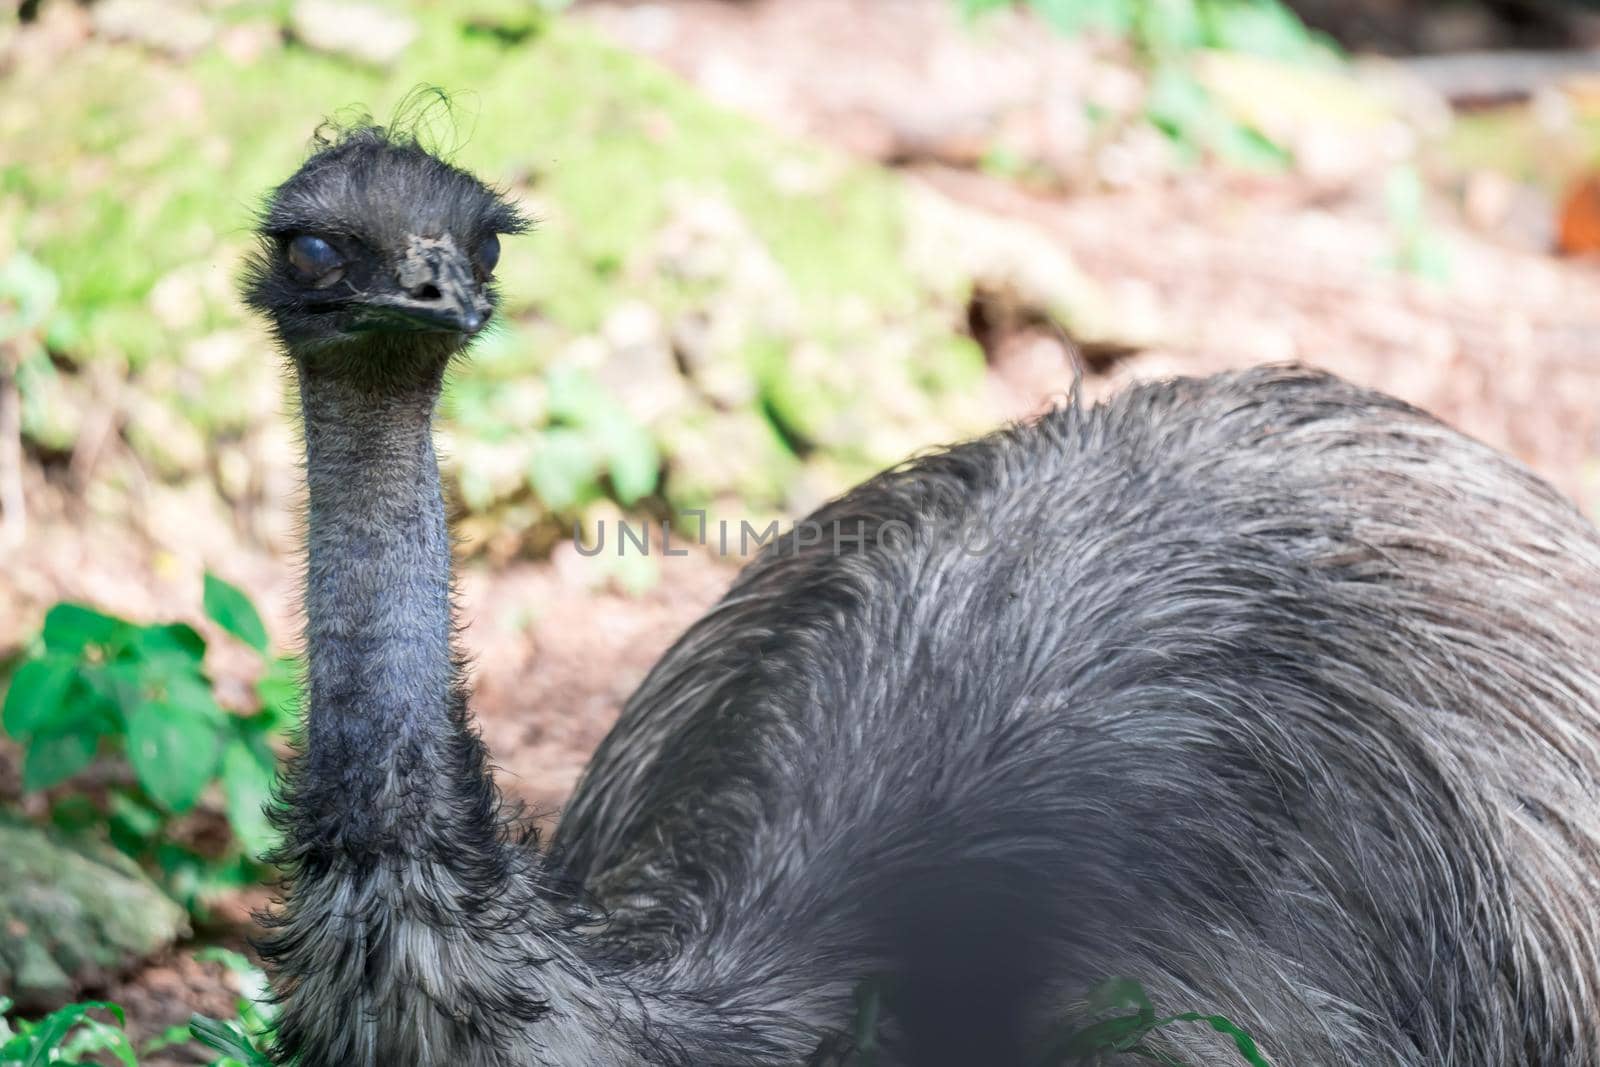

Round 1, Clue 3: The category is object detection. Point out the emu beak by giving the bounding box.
[369,234,491,335]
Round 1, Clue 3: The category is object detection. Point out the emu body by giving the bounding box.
[247,129,1600,1066]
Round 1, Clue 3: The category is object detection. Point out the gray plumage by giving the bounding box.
[244,126,1600,1066]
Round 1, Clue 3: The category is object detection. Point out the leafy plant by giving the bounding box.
[189,949,277,1067]
[528,365,661,512]
[1033,978,1271,1065]
[189,1017,275,1067]
[1,955,278,1067]
[1,575,295,907]
[959,0,1338,170]
[446,326,663,523]
[0,997,138,1067]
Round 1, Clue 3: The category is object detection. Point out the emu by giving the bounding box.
[243,126,1600,1067]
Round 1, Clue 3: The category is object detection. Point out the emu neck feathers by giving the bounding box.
[297,363,456,853]
[283,359,840,1062]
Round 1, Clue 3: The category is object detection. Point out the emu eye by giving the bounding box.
[287,234,344,285]
[477,234,501,276]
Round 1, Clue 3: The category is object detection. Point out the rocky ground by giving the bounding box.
[580,0,1600,511]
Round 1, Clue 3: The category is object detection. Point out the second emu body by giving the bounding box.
[245,129,1600,1066]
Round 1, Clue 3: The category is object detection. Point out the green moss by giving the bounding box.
[1,8,1003,522]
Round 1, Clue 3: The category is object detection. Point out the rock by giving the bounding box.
[217,20,283,66]
[597,301,694,426]
[91,0,214,58]
[903,184,1151,350]
[668,310,753,409]
[658,408,799,511]
[643,192,796,412]
[0,818,189,1012]
[188,329,283,433]
[450,435,539,512]
[290,0,416,66]
[125,390,208,478]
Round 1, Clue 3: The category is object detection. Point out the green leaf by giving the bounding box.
[1145,64,1214,147]
[106,793,165,857]
[1203,0,1329,63]
[190,1014,274,1067]
[1159,1012,1273,1066]
[125,699,222,813]
[539,366,661,508]
[204,573,269,653]
[1033,0,1134,35]
[221,739,279,857]
[86,661,152,712]
[160,670,229,727]
[545,363,609,423]
[49,793,100,834]
[108,788,165,843]
[155,843,208,906]
[42,603,126,656]
[15,1001,123,1067]
[142,1022,197,1055]
[2,656,77,738]
[255,656,302,726]
[186,852,262,901]
[130,622,207,668]
[528,427,603,511]
[1136,0,1204,57]
[955,0,1010,20]
[598,416,660,505]
[1210,119,1290,170]
[1029,978,1271,1066]
[22,723,99,791]
[60,1013,139,1067]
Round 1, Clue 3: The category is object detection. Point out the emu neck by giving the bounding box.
[279,353,837,1064]
[297,357,455,854]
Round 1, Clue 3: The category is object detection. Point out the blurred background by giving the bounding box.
[1,0,1598,1060]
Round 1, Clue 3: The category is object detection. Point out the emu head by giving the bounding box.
[242,126,528,376]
